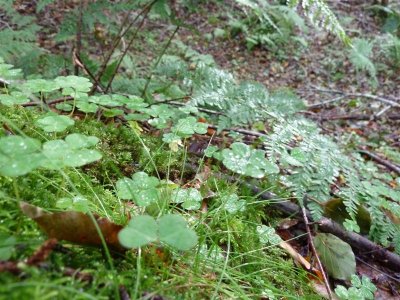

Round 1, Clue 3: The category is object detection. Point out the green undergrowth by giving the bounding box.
[0,105,317,299]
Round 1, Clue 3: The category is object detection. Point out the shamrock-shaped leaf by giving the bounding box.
[89,95,121,107]
[118,214,197,251]
[0,136,43,176]
[56,195,89,213]
[103,108,124,117]
[76,101,98,113]
[314,233,356,280]
[257,225,283,245]
[36,115,75,132]
[55,103,73,112]
[0,234,17,260]
[171,188,202,210]
[0,92,28,106]
[148,117,169,129]
[173,116,208,137]
[145,104,175,119]
[22,79,59,93]
[41,135,102,169]
[65,133,99,149]
[116,172,160,206]
[0,58,22,80]
[221,142,279,178]
[118,215,158,248]
[159,215,198,250]
[162,133,182,152]
[55,76,92,93]
[222,193,246,214]
[204,145,219,158]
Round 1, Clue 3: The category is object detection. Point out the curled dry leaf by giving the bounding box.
[20,202,124,251]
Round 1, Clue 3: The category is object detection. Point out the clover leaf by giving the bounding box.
[0,136,44,176]
[22,79,59,94]
[41,134,102,169]
[118,214,197,251]
[65,133,99,149]
[55,76,92,93]
[89,95,121,107]
[222,193,246,214]
[0,92,28,106]
[118,215,158,248]
[173,116,208,137]
[158,215,198,250]
[0,58,22,80]
[36,115,75,132]
[76,101,98,113]
[257,225,282,245]
[171,188,202,210]
[221,142,279,178]
[116,172,160,206]
[0,234,17,260]
[56,195,89,213]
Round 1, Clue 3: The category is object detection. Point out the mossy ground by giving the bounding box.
[0,106,318,299]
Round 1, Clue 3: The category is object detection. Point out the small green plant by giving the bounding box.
[118,214,198,250]
[335,275,377,300]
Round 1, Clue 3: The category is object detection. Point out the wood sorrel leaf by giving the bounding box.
[116,172,160,206]
[158,214,198,250]
[0,136,43,176]
[171,188,202,210]
[222,142,279,178]
[118,215,158,248]
[36,115,75,132]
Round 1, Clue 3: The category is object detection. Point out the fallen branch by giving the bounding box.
[358,150,400,175]
[303,87,400,109]
[249,185,400,273]
[307,113,400,121]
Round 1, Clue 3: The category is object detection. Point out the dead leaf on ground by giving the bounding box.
[20,202,124,251]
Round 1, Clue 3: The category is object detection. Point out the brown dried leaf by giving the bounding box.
[20,202,124,251]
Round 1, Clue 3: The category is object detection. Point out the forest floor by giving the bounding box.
[1,0,400,299]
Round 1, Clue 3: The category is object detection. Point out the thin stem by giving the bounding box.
[141,25,180,98]
[301,198,333,300]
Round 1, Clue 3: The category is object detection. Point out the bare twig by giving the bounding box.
[104,3,156,93]
[140,25,180,97]
[307,95,347,109]
[301,198,333,300]
[303,87,400,108]
[358,150,400,175]
[306,113,400,121]
[74,0,84,76]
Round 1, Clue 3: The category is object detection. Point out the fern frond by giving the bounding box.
[287,0,350,44]
[349,38,377,84]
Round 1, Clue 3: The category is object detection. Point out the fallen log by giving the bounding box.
[249,185,400,273]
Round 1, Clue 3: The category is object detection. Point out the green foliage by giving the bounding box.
[287,0,350,44]
[230,0,307,51]
[349,38,377,86]
[118,214,198,250]
[221,142,279,178]
[116,172,160,207]
[314,233,356,280]
[335,275,377,300]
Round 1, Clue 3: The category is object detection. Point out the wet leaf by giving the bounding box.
[118,215,158,248]
[314,233,356,280]
[222,142,279,178]
[0,136,43,176]
[159,215,198,250]
[116,172,160,206]
[20,202,123,250]
[171,188,202,210]
[36,115,75,132]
